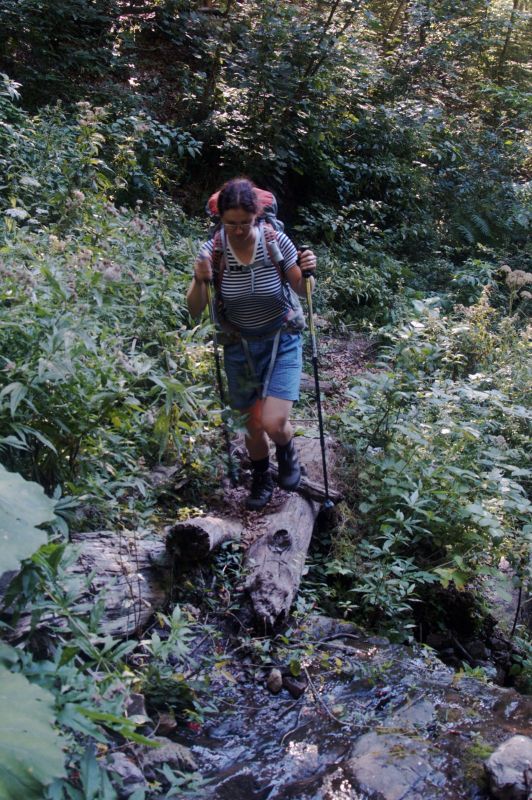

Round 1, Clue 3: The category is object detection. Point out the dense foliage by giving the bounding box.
[0,1,530,796]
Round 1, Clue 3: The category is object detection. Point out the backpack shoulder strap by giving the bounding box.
[262,223,285,284]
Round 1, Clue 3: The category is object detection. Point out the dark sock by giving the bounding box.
[251,456,270,473]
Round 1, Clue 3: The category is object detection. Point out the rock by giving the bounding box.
[266,668,283,694]
[346,731,446,800]
[384,695,436,731]
[141,737,197,776]
[467,639,491,660]
[282,674,307,699]
[106,752,146,798]
[125,692,149,724]
[485,735,532,800]
[156,711,178,736]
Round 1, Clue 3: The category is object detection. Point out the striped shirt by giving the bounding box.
[199,224,298,334]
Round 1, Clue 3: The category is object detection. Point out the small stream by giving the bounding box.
[172,617,531,800]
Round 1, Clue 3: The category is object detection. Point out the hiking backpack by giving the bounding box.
[205,187,305,336]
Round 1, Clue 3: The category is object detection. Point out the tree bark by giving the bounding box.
[3,530,171,641]
[167,515,244,559]
[244,493,319,629]
[69,530,170,636]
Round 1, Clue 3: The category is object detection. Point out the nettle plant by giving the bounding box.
[0,466,211,800]
[0,192,217,511]
[328,298,531,633]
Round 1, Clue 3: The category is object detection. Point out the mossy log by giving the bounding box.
[166,516,244,559]
[2,530,170,640]
[243,493,319,628]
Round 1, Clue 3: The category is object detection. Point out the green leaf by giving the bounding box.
[0,465,56,574]
[289,658,301,677]
[0,666,66,799]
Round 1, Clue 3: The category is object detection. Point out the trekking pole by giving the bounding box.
[205,280,238,486]
[300,254,334,512]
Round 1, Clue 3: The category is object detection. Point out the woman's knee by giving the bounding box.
[261,406,290,439]
[245,400,265,437]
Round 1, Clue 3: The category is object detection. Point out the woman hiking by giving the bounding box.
[187,177,317,511]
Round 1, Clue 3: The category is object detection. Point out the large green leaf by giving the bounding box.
[0,666,66,799]
[0,464,56,574]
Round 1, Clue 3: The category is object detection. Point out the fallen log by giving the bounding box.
[300,372,335,395]
[1,437,340,641]
[244,493,319,628]
[270,463,342,505]
[70,530,170,636]
[167,515,244,559]
[2,530,170,640]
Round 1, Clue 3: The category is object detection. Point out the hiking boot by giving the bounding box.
[245,469,274,511]
[276,439,301,491]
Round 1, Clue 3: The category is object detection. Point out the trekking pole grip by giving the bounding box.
[297,245,316,282]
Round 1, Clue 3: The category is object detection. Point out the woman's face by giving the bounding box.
[221,208,256,243]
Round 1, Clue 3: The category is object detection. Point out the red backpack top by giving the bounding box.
[206,188,279,225]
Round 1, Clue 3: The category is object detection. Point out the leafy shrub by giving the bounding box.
[308,240,410,327]
[316,298,531,635]
[0,203,215,503]
[0,90,217,517]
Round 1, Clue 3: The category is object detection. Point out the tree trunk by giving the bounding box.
[496,0,520,82]
[244,493,319,628]
[3,530,171,641]
[167,515,244,559]
[383,0,408,46]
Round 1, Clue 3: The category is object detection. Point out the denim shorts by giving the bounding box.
[223,332,302,410]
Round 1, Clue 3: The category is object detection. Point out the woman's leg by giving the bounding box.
[262,396,301,491]
[260,397,293,446]
[243,399,274,510]
[244,398,269,459]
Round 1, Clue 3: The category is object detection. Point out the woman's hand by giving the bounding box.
[194,255,213,283]
[187,254,211,318]
[297,249,317,275]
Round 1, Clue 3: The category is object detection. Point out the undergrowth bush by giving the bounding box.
[0,200,218,512]
[308,297,531,640]
[0,83,223,521]
[309,241,412,328]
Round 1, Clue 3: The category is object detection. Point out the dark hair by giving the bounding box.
[217,178,258,216]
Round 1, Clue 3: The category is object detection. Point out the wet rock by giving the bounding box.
[346,731,447,799]
[125,692,148,724]
[156,711,178,736]
[206,768,269,800]
[106,752,146,798]
[180,616,532,800]
[141,736,197,776]
[485,735,532,800]
[385,695,436,731]
[300,614,361,641]
[282,674,307,699]
[266,668,283,694]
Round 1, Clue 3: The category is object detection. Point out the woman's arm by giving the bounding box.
[186,250,213,319]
